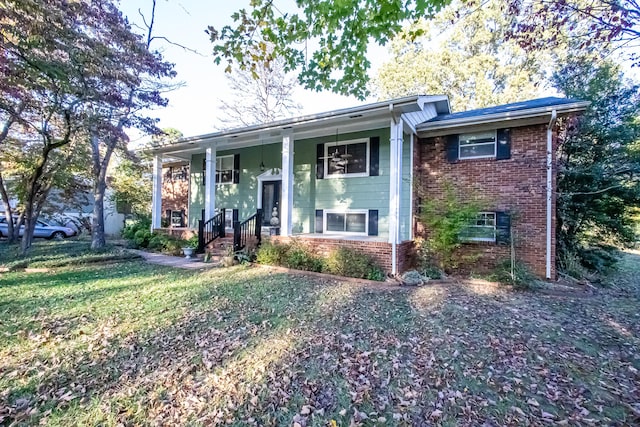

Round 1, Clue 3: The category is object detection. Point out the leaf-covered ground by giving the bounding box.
[0,242,639,426]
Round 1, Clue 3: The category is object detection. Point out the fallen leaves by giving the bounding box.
[1,259,639,425]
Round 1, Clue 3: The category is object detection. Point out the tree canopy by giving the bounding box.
[208,0,451,100]
[211,0,639,100]
[554,59,640,273]
[375,0,545,111]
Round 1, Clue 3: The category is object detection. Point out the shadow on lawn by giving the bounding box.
[2,265,639,425]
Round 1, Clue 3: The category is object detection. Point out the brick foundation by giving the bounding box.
[270,236,415,275]
[415,124,556,278]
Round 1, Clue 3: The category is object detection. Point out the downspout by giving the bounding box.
[546,110,557,279]
[389,103,401,275]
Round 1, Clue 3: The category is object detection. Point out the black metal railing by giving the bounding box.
[197,209,225,253]
[233,209,263,252]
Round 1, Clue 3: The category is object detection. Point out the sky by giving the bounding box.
[118,0,387,141]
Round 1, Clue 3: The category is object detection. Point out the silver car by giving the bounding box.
[0,217,76,239]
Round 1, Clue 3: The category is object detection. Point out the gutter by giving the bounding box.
[546,110,557,279]
[150,95,447,155]
[416,102,589,134]
[389,103,399,275]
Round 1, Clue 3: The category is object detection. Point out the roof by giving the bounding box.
[150,95,450,159]
[417,97,589,135]
[424,97,583,123]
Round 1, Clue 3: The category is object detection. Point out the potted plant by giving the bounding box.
[182,236,199,259]
[221,245,236,267]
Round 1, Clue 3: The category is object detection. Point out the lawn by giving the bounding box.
[1,242,639,426]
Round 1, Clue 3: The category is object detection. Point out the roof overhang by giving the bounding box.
[146,95,450,160]
[416,101,590,138]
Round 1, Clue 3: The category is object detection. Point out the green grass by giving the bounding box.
[1,241,639,425]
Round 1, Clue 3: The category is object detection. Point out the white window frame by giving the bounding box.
[170,210,184,227]
[216,154,235,185]
[323,209,369,235]
[458,130,497,160]
[324,138,370,178]
[462,212,496,242]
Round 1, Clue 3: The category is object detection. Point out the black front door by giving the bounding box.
[262,180,281,226]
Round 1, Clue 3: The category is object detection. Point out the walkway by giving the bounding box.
[128,249,218,270]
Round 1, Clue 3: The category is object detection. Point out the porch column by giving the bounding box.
[205,145,217,220]
[281,131,294,236]
[389,118,404,273]
[151,154,163,230]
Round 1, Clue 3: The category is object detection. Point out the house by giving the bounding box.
[149,95,588,279]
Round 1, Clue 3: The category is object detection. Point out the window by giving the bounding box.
[202,155,239,185]
[459,131,496,159]
[324,210,368,234]
[165,166,188,181]
[325,139,369,177]
[216,155,235,184]
[170,210,184,227]
[460,212,496,242]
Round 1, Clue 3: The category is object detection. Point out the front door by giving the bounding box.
[261,180,281,226]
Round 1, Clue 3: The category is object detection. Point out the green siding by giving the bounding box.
[301,128,390,238]
[188,143,282,228]
[187,127,393,239]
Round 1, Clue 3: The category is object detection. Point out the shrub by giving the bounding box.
[578,245,620,275]
[255,241,289,265]
[491,259,536,290]
[284,244,324,272]
[122,216,151,240]
[417,186,482,271]
[323,247,384,280]
[133,229,152,248]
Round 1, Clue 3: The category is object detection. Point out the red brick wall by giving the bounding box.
[161,165,189,227]
[414,125,556,278]
[270,236,415,275]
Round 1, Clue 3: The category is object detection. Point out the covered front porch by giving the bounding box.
[149,95,451,273]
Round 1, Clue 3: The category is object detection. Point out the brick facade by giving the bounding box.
[161,164,189,228]
[414,124,556,278]
[270,236,415,275]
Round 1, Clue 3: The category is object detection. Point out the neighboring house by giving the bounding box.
[150,95,588,278]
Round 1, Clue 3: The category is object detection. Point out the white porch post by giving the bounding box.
[281,131,294,236]
[151,154,163,230]
[389,118,404,274]
[205,145,217,220]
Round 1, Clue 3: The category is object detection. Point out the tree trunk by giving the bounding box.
[91,178,106,249]
[0,172,16,243]
[89,130,115,250]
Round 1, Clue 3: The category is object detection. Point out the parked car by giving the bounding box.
[0,217,76,239]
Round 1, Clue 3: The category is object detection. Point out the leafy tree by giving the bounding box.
[208,0,451,99]
[375,0,544,110]
[110,156,152,217]
[554,59,640,273]
[0,0,174,254]
[218,56,302,128]
[87,0,175,250]
[507,0,640,65]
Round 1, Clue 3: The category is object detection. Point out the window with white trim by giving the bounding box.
[170,210,185,227]
[324,210,368,234]
[325,139,369,177]
[460,212,496,242]
[459,131,497,159]
[216,155,235,184]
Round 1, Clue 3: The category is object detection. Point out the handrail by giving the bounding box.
[233,209,263,252]
[197,209,225,253]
